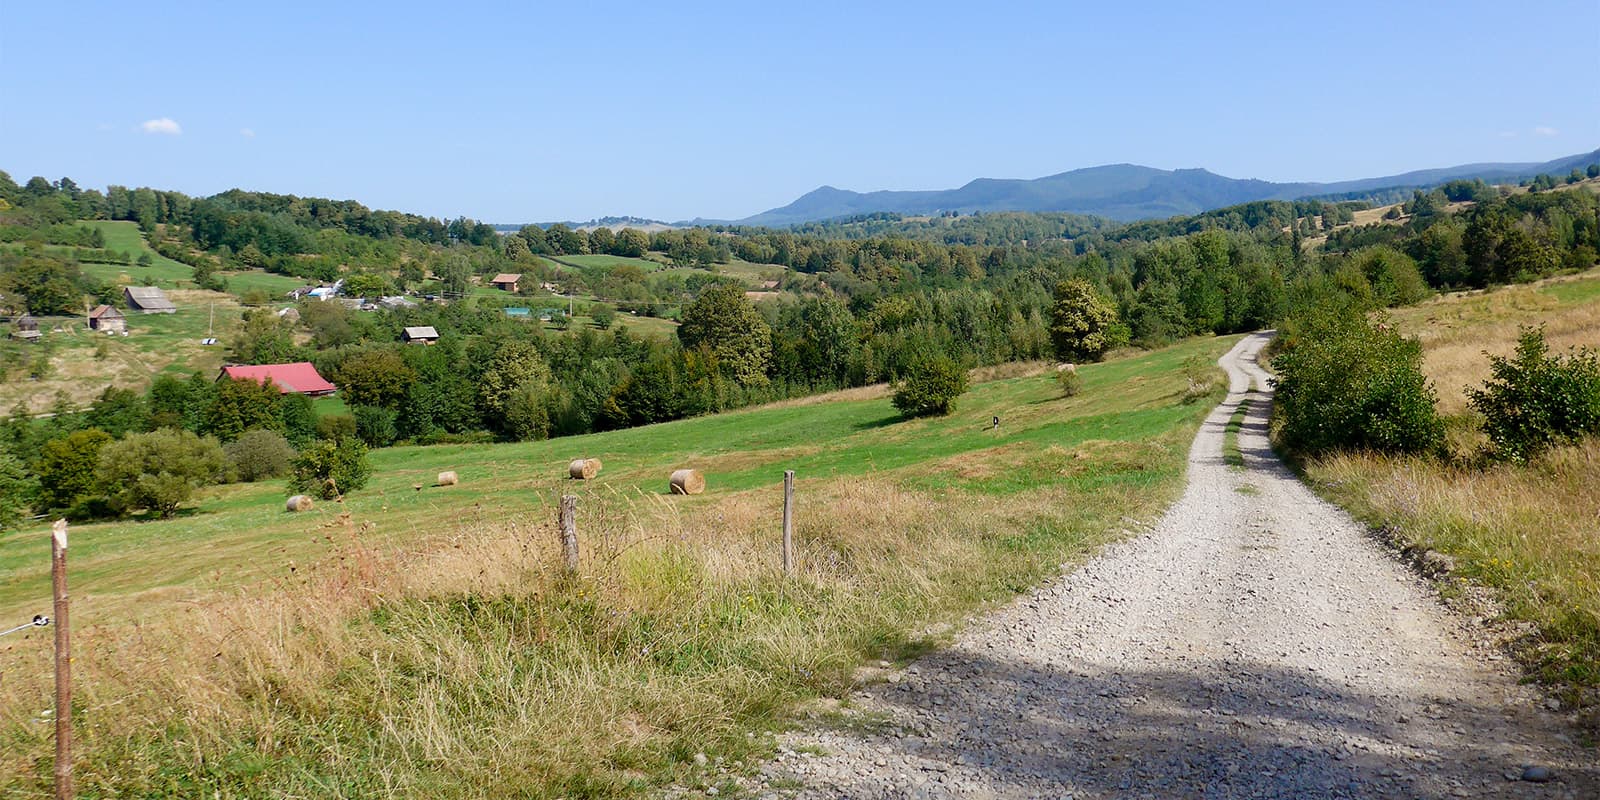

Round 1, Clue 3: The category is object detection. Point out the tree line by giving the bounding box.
[2,165,1597,525]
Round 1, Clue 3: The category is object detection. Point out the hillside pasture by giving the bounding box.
[0,289,239,414]
[0,335,1235,796]
[555,253,669,272]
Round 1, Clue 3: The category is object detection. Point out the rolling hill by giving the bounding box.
[728,149,1600,227]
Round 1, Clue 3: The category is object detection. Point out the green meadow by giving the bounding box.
[1,335,1235,797]
[0,335,1233,625]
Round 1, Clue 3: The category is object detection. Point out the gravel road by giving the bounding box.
[751,332,1597,799]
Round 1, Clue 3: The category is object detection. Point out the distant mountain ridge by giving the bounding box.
[491,216,678,233]
[724,149,1600,227]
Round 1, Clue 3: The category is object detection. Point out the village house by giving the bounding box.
[88,305,127,333]
[402,325,439,345]
[218,362,338,396]
[124,286,177,314]
[490,273,522,292]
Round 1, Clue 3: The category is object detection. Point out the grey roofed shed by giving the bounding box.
[402,325,440,343]
[124,286,177,313]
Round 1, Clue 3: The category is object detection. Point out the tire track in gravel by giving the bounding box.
[752,332,1597,799]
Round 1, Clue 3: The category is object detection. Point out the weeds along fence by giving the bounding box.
[1,471,1028,794]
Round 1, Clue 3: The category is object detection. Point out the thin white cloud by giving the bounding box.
[140,117,182,135]
[1533,126,1559,137]
[240,128,256,138]
[1496,130,1517,139]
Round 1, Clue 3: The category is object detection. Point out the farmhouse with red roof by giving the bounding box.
[219,362,338,396]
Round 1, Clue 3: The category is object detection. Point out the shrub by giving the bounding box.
[1469,327,1600,462]
[224,429,296,482]
[289,437,372,499]
[1181,354,1222,404]
[316,413,357,442]
[892,355,968,417]
[1056,367,1082,398]
[352,405,399,448]
[96,429,228,518]
[1272,312,1443,457]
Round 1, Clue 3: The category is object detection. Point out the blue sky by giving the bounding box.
[2,1,1595,223]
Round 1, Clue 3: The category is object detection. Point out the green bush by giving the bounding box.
[224,429,296,482]
[892,355,968,417]
[1056,368,1082,398]
[352,405,399,448]
[1272,312,1444,457]
[96,429,228,518]
[315,413,357,442]
[289,438,372,499]
[1469,327,1600,462]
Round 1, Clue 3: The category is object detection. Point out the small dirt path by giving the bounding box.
[753,333,1597,799]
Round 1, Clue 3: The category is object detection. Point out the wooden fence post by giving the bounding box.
[782,471,795,576]
[559,495,579,573]
[51,519,72,800]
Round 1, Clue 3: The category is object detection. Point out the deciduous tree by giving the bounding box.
[678,284,772,386]
[1049,279,1122,362]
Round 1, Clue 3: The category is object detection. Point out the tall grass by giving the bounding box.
[0,351,1218,796]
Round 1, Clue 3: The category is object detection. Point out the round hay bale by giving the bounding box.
[286,495,314,512]
[568,458,602,480]
[437,471,459,487]
[669,469,705,495]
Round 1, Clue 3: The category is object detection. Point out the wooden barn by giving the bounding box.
[88,305,127,333]
[124,286,177,314]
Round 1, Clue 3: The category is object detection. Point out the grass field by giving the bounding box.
[1386,268,1600,415]
[92,220,189,268]
[72,221,193,289]
[0,335,1235,796]
[1306,267,1600,704]
[555,254,670,272]
[0,289,240,414]
[216,269,309,298]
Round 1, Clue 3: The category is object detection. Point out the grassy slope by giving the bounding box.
[0,222,306,413]
[555,254,669,272]
[1307,269,1600,698]
[1,335,1235,796]
[0,289,240,414]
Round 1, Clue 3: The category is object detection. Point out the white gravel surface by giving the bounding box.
[748,332,1598,799]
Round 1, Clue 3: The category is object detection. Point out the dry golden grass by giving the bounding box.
[1387,272,1600,414]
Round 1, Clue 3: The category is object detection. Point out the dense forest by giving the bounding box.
[1,162,1597,524]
